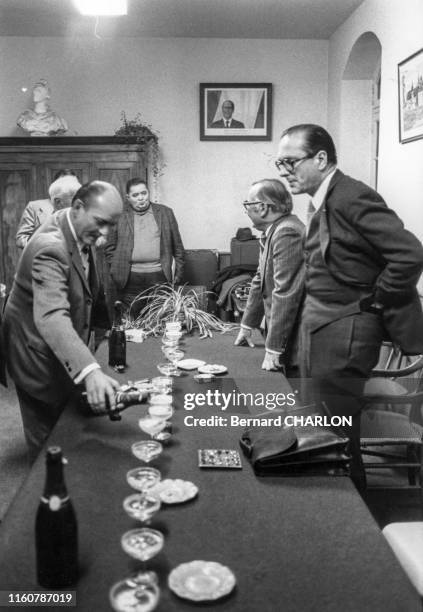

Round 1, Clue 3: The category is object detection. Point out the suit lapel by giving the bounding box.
[260,219,282,289]
[320,169,343,261]
[151,203,162,234]
[59,211,92,296]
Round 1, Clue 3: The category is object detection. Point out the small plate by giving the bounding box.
[150,479,198,504]
[177,359,206,371]
[168,560,236,601]
[198,364,228,375]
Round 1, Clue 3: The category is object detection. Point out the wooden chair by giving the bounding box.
[360,342,423,490]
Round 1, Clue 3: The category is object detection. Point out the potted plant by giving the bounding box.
[125,284,238,339]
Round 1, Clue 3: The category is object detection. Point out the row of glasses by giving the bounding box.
[111,328,181,611]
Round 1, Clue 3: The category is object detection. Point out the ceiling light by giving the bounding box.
[74,0,127,16]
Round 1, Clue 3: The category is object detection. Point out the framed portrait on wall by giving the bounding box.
[398,47,423,143]
[200,83,272,141]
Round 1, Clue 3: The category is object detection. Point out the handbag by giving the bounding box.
[239,412,351,476]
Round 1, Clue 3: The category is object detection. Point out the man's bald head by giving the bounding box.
[70,180,123,246]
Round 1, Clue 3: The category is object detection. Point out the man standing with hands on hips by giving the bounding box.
[275,123,423,488]
[2,181,124,462]
[234,179,305,374]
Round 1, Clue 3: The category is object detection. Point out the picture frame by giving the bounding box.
[398,47,423,143]
[200,83,272,141]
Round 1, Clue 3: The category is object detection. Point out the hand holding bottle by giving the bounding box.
[84,369,120,414]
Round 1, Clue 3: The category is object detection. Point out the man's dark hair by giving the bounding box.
[72,181,110,207]
[126,177,148,194]
[53,169,77,181]
[252,178,292,215]
[281,124,337,165]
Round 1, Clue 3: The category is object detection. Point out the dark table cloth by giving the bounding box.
[0,331,419,611]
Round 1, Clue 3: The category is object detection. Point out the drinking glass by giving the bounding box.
[123,493,161,523]
[164,348,184,368]
[139,416,167,439]
[110,571,160,612]
[121,528,164,563]
[131,440,163,464]
[151,376,172,395]
[126,467,161,493]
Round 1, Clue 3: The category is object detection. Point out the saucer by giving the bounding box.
[168,560,236,601]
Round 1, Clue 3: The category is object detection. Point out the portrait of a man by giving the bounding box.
[210,100,245,128]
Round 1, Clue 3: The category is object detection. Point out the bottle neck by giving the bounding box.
[42,455,68,501]
[112,302,124,330]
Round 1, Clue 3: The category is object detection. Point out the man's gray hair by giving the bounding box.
[251,178,293,216]
[49,176,81,200]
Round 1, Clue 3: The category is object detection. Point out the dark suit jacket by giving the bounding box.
[241,215,305,357]
[2,209,104,404]
[319,170,423,354]
[105,203,185,290]
[210,118,245,128]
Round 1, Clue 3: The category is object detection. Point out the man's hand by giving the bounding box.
[261,351,284,372]
[234,327,255,348]
[84,369,120,414]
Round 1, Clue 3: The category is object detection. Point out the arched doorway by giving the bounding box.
[340,32,382,187]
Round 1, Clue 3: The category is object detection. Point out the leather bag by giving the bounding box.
[240,413,351,476]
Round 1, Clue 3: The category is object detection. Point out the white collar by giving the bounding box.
[311,167,337,211]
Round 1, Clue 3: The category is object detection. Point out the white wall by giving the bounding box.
[328,0,423,244]
[0,37,328,250]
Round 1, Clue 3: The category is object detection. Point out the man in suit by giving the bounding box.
[234,179,305,372]
[16,169,78,250]
[105,178,185,318]
[276,123,423,487]
[210,100,245,128]
[2,180,124,461]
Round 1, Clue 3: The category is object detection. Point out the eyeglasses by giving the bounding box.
[242,200,265,210]
[274,153,314,174]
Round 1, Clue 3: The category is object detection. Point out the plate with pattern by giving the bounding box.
[168,560,236,601]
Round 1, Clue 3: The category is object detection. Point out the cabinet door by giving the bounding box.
[42,161,91,189]
[0,164,35,290]
[94,160,147,196]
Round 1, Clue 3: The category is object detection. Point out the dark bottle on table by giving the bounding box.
[35,446,78,588]
[109,300,126,372]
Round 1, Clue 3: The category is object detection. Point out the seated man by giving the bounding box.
[105,178,185,318]
[16,169,78,250]
[2,181,123,462]
[235,179,305,374]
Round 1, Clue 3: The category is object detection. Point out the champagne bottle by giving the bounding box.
[109,300,126,372]
[35,447,78,588]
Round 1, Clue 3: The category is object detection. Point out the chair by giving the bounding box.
[182,249,219,313]
[360,342,423,491]
[383,522,423,597]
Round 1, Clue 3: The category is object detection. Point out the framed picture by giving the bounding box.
[398,48,423,143]
[200,83,272,141]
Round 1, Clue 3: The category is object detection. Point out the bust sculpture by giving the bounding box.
[17,79,68,136]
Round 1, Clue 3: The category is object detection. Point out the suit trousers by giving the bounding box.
[302,311,385,488]
[15,386,67,463]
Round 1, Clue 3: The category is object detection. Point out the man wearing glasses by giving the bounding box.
[234,179,304,373]
[276,123,423,488]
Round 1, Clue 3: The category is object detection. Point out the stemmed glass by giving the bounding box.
[139,416,168,439]
[125,466,162,524]
[131,440,163,464]
[110,571,160,612]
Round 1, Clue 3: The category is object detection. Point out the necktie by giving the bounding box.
[80,245,90,279]
[259,231,267,252]
[225,120,230,128]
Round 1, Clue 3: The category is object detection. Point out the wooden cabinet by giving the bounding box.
[0,136,153,290]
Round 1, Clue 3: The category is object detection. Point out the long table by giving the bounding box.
[0,331,420,611]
